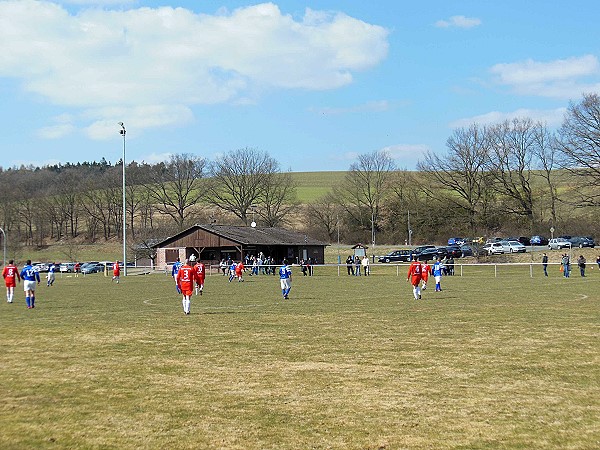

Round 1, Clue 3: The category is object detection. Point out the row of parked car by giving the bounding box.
[31,261,121,275]
[378,244,475,263]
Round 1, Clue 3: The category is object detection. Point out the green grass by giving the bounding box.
[291,171,346,202]
[1,267,599,449]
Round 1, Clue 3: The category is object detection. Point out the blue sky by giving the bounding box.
[1,0,599,172]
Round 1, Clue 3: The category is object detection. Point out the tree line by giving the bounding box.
[1,94,599,253]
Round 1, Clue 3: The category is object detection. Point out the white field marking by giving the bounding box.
[142,298,264,310]
[579,294,589,300]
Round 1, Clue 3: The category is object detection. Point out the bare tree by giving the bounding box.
[336,150,396,245]
[486,118,537,228]
[557,92,600,206]
[144,154,207,230]
[304,193,344,242]
[531,123,560,227]
[208,148,287,225]
[257,171,297,227]
[417,124,491,234]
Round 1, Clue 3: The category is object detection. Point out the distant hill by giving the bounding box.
[290,171,346,202]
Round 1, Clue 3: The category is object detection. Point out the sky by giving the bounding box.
[1,0,600,172]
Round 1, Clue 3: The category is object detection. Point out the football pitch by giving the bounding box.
[1,266,598,449]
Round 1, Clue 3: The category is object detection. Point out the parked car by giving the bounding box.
[486,237,503,244]
[500,240,527,253]
[447,237,466,246]
[460,244,474,257]
[482,242,504,255]
[378,250,412,263]
[568,236,595,248]
[411,245,436,255]
[32,262,50,272]
[416,247,447,261]
[530,235,549,245]
[80,262,101,274]
[444,245,463,258]
[59,262,76,273]
[548,238,571,250]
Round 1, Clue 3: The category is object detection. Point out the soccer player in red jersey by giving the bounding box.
[2,259,21,303]
[176,259,195,315]
[112,261,121,283]
[406,255,423,300]
[192,258,206,296]
[420,260,431,291]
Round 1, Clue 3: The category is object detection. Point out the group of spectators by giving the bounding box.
[345,255,370,276]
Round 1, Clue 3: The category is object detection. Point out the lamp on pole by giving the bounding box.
[118,122,127,277]
[0,226,6,268]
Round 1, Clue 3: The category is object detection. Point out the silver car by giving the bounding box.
[548,238,571,250]
[501,240,527,253]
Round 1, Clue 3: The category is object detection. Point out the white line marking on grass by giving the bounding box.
[579,294,588,300]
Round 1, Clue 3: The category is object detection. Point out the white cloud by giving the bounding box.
[435,15,481,29]
[380,144,430,165]
[490,55,600,98]
[450,108,567,128]
[0,1,389,137]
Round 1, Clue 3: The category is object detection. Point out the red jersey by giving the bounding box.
[113,262,120,276]
[3,264,20,287]
[176,264,195,295]
[193,262,206,282]
[235,262,244,275]
[421,263,431,281]
[407,260,422,286]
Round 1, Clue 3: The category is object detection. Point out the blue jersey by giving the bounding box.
[48,264,56,274]
[279,265,291,279]
[432,261,443,277]
[171,261,182,277]
[230,263,237,272]
[21,265,40,282]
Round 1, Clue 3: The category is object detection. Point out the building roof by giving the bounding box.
[153,224,329,248]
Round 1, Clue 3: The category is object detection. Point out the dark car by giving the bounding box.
[447,237,466,246]
[378,249,412,263]
[460,244,474,257]
[445,245,463,258]
[569,236,595,248]
[416,247,447,261]
[530,235,549,245]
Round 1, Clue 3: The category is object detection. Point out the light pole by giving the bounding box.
[118,122,127,276]
[0,226,5,267]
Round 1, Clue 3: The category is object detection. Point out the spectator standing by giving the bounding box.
[542,253,549,277]
[354,256,361,276]
[2,259,20,303]
[346,256,354,275]
[361,255,370,276]
[577,255,586,277]
[74,262,81,277]
[561,254,570,278]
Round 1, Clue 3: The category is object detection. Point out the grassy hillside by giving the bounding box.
[291,171,346,202]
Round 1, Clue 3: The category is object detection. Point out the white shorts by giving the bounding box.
[435,275,442,283]
[280,279,291,290]
[24,280,37,292]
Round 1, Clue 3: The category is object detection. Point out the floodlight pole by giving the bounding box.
[0,226,5,267]
[118,122,127,277]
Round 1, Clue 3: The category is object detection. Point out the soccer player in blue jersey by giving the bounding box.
[46,262,57,287]
[20,260,40,309]
[279,259,292,299]
[432,257,444,292]
[228,261,237,282]
[171,258,182,294]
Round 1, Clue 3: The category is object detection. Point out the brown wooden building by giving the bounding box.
[153,224,328,269]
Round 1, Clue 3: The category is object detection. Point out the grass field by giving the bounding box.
[1,266,599,449]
